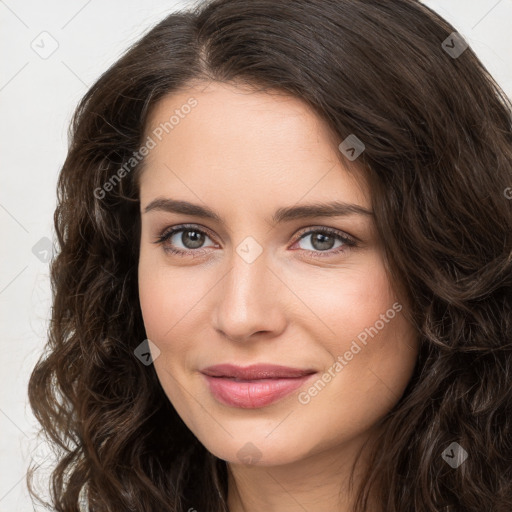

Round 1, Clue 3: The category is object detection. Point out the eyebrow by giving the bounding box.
[143,198,373,224]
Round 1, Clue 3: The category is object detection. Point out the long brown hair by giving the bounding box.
[27,0,512,510]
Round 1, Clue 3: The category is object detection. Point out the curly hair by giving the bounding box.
[27,0,512,510]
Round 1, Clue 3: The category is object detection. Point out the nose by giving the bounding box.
[212,247,287,343]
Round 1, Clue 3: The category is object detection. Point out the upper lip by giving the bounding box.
[201,364,316,380]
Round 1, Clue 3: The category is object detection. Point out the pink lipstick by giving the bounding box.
[201,364,316,408]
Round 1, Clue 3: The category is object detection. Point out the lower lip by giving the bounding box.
[202,374,316,408]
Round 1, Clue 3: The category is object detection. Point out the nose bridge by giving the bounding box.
[213,240,284,340]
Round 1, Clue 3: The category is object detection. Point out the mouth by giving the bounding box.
[200,363,317,408]
[201,363,317,380]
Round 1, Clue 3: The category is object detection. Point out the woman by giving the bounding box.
[27,0,512,511]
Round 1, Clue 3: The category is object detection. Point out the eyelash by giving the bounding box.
[152,223,357,259]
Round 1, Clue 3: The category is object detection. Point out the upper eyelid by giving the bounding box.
[160,223,218,241]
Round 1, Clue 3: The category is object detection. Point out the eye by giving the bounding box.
[291,227,357,258]
[152,224,217,257]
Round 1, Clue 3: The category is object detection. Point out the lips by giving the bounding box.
[201,363,316,380]
[200,364,317,408]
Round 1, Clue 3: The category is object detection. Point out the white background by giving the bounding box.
[1,1,511,510]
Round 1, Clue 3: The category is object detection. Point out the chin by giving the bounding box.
[202,435,307,467]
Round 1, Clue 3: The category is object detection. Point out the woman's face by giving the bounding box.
[138,81,419,466]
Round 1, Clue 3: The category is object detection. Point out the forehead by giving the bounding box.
[139,81,370,211]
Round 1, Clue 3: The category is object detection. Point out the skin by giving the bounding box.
[137,81,420,512]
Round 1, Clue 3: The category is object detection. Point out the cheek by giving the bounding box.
[138,263,198,420]
[308,258,416,391]
[308,258,397,343]
[137,260,211,372]
[138,268,168,340]
[138,253,199,341]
